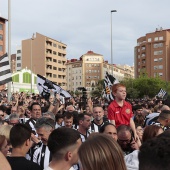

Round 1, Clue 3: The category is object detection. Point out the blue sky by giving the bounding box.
[0,0,170,66]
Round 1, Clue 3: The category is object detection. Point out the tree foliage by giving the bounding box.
[121,74,168,99]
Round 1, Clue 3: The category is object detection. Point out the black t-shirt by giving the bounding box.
[7,157,42,170]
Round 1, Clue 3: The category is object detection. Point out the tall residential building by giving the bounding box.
[66,51,134,92]
[134,28,170,81]
[21,32,67,89]
[16,46,22,71]
[0,16,7,56]
[66,51,104,92]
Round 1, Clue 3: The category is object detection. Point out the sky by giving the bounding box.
[0,0,170,66]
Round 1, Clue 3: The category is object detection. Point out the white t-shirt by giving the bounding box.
[44,166,74,170]
[44,166,53,170]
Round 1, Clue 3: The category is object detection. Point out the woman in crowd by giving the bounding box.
[78,134,127,170]
[142,125,163,143]
[135,124,143,142]
[0,135,9,156]
[0,125,13,156]
[99,122,118,141]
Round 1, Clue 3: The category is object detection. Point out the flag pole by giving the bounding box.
[7,0,12,102]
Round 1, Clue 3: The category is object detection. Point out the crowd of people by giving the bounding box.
[0,83,170,170]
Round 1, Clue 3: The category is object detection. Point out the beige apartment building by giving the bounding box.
[134,28,170,81]
[0,17,7,56]
[66,51,104,92]
[66,51,134,92]
[21,32,67,89]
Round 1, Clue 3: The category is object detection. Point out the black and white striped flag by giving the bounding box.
[156,88,167,99]
[37,74,72,102]
[103,72,119,102]
[0,53,12,85]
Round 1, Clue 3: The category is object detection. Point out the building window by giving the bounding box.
[0,34,3,40]
[53,59,57,62]
[154,37,158,41]
[153,43,163,48]
[58,60,61,64]
[58,45,61,49]
[53,43,56,47]
[138,49,140,52]
[158,58,163,62]
[53,51,57,55]
[159,73,163,76]
[17,57,21,60]
[17,63,21,67]
[159,36,163,40]
[53,74,57,78]
[148,38,151,42]
[0,45,2,51]
[158,65,163,69]
[154,50,163,55]
[17,50,21,53]
[0,24,2,30]
[53,66,57,70]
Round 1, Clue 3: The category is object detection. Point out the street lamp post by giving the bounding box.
[111,10,117,75]
[30,34,34,93]
[7,0,11,101]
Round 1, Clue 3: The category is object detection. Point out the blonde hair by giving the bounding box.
[0,125,12,144]
[78,134,127,170]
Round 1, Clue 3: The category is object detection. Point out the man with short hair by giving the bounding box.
[43,111,55,121]
[46,127,81,170]
[139,137,170,170]
[151,110,170,130]
[6,124,42,170]
[25,102,42,134]
[8,113,20,126]
[33,117,55,169]
[77,113,91,142]
[90,105,108,132]
[63,112,74,128]
[66,105,75,112]
[117,125,140,155]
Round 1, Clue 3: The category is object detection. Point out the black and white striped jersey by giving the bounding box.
[33,144,52,169]
[79,130,91,142]
[25,118,37,135]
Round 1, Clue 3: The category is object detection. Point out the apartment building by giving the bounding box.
[0,16,7,56]
[16,46,22,71]
[116,64,134,79]
[134,28,170,81]
[66,51,134,92]
[66,51,104,92]
[21,32,67,89]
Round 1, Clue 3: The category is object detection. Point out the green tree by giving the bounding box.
[121,74,168,99]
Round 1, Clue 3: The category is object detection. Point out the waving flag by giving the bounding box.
[156,88,167,99]
[37,74,72,102]
[0,53,12,85]
[103,72,119,102]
